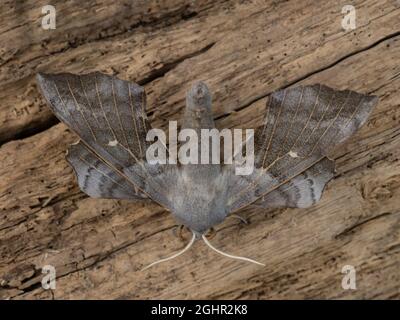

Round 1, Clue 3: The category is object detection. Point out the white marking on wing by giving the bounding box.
[289,150,299,158]
[108,139,119,146]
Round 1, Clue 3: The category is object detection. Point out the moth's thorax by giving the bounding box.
[183,108,215,130]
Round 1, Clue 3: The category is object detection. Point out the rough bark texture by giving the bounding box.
[0,0,399,299]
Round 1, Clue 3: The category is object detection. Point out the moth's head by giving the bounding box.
[172,206,227,235]
[170,189,228,235]
[186,81,212,111]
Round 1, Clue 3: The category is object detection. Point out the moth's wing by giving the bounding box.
[226,84,378,212]
[37,72,176,206]
[67,141,147,199]
[252,157,334,208]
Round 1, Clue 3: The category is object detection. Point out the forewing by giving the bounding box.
[37,72,175,207]
[226,84,378,212]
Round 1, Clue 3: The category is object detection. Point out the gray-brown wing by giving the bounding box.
[67,141,147,199]
[37,72,176,207]
[252,157,334,208]
[226,84,378,212]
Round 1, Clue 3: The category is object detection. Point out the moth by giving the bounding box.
[37,72,378,269]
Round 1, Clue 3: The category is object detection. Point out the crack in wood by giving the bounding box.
[138,42,215,86]
[335,212,394,239]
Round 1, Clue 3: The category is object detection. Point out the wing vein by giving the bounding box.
[262,89,287,167]
[290,84,322,152]
[111,78,130,149]
[304,92,335,144]
[308,91,352,155]
[260,96,272,138]
[278,86,305,156]
[128,84,144,158]
[79,76,102,129]
[94,74,118,141]
[345,96,365,128]
[67,79,97,142]
[53,82,82,131]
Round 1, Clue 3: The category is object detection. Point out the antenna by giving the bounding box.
[202,234,265,267]
[141,231,196,271]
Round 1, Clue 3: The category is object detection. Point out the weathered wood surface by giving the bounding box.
[0,0,399,299]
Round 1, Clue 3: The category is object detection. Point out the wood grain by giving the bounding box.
[0,0,399,299]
